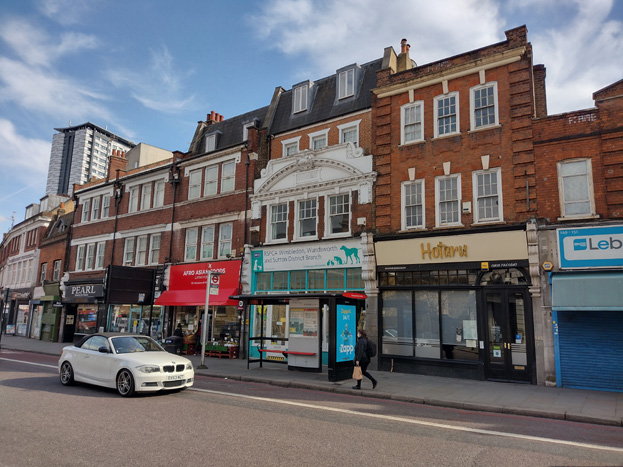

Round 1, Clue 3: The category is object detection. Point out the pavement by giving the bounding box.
[2,334,622,427]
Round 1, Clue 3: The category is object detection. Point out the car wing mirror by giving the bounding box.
[98,346,110,354]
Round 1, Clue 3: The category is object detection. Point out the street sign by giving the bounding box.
[237,300,244,311]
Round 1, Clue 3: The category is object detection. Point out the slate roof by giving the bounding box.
[269,58,382,135]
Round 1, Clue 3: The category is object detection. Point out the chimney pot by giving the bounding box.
[210,110,216,121]
[400,38,410,54]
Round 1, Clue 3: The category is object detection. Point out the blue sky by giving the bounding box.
[0,0,622,233]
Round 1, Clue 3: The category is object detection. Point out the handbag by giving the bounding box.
[352,365,363,380]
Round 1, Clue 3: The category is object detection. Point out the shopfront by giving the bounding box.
[552,225,623,392]
[38,284,62,342]
[11,291,32,337]
[62,280,105,342]
[248,239,366,365]
[375,228,535,383]
[155,260,241,350]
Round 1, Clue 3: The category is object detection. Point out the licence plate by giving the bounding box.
[167,375,184,381]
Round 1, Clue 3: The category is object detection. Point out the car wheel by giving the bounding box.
[60,361,75,386]
[116,369,135,397]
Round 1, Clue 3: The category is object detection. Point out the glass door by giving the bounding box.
[484,290,531,382]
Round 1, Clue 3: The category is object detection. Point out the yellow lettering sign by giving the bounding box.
[420,242,468,261]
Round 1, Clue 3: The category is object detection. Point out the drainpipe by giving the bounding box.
[167,161,181,263]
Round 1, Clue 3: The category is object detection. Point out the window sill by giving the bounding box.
[399,140,426,148]
[324,232,352,239]
[470,220,506,227]
[557,214,600,222]
[433,224,465,230]
[264,239,289,246]
[431,132,460,141]
[292,236,319,243]
[467,124,501,134]
[400,227,426,233]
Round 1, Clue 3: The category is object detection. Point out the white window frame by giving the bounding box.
[123,238,135,266]
[91,196,100,221]
[188,169,202,200]
[141,183,152,211]
[557,159,595,218]
[149,234,160,265]
[338,68,355,99]
[472,168,503,224]
[136,235,148,266]
[326,193,351,237]
[204,165,218,196]
[221,161,235,193]
[401,101,424,145]
[470,82,499,130]
[338,120,361,147]
[205,134,216,152]
[269,203,288,243]
[95,242,105,269]
[40,263,47,284]
[185,228,198,262]
[85,243,96,271]
[76,245,85,271]
[434,92,460,138]
[52,259,61,281]
[128,187,139,213]
[282,137,301,157]
[293,84,308,113]
[200,226,215,260]
[153,181,165,208]
[218,223,233,258]
[435,174,462,227]
[81,199,90,223]
[309,129,329,151]
[401,180,425,230]
[296,198,318,240]
[102,195,110,218]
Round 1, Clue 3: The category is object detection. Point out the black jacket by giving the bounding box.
[354,337,369,365]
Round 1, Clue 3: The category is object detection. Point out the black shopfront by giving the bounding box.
[375,229,536,384]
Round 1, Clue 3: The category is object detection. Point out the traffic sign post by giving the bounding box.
[199,270,222,369]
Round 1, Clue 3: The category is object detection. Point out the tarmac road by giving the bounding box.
[1,352,622,467]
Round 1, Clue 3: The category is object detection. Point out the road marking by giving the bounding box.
[189,387,623,453]
[0,357,57,369]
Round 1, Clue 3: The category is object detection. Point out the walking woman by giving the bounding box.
[352,329,378,389]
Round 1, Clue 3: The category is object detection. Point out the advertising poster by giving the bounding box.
[336,304,356,363]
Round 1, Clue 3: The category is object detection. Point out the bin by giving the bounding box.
[164,336,183,355]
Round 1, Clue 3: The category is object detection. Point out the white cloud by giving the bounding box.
[249,0,504,79]
[38,0,94,26]
[0,119,50,181]
[107,45,197,113]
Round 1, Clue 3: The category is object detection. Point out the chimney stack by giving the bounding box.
[397,38,413,72]
[206,110,225,125]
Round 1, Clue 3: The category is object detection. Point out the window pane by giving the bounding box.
[256,272,271,291]
[404,182,423,227]
[346,268,363,289]
[438,178,459,224]
[415,291,440,358]
[204,166,218,195]
[299,199,317,237]
[329,194,349,234]
[189,170,202,199]
[308,270,324,291]
[271,204,287,240]
[290,270,306,290]
[437,95,457,135]
[273,271,288,290]
[441,290,479,361]
[221,161,235,192]
[326,269,345,289]
[381,290,413,357]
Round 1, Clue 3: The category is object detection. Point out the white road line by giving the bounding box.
[189,387,623,454]
[0,357,57,369]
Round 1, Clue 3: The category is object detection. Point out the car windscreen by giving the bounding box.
[111,336,164,354]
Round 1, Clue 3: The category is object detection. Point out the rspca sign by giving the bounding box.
[252,239,362,272]
[558,225,623,269]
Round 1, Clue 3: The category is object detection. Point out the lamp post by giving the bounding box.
[198,270,221,369]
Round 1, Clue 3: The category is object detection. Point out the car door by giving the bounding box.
[78,336,115,385]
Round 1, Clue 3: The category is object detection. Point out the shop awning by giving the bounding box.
[155,260,241,307]
[552,272,623,311]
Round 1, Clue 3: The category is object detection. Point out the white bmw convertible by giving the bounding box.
[58,333,194,397]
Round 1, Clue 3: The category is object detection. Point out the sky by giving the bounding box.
[0,0,622,234]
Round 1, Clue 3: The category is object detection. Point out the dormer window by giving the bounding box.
[338,68,355,99]
[293,83,309,113]
[205,133,219,152]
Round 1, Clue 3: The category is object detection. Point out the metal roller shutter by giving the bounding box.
[558,311,623,392]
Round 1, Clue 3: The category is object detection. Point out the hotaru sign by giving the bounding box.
[336,304,356,363]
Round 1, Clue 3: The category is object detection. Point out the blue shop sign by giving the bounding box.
[336,304,356,363]
[558,225,623,269]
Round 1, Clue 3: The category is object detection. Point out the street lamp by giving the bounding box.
[198,270,222,369]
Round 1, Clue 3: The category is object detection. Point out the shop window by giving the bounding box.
[273,271,288,290]
[327,268,346,289]
[381,290,414,357]
[308,270,324,291]
[77,306,97,334]
[346,268,363,289]
[256,272,272,291]
[414,291,440,358]
[440,290,478,361]
[328,193,350,235]
[290,270,306,290]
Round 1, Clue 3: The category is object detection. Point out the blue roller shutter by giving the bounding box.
[557,311,623,392]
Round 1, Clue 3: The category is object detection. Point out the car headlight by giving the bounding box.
[136,365,161,373]
[185,362,193,371]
